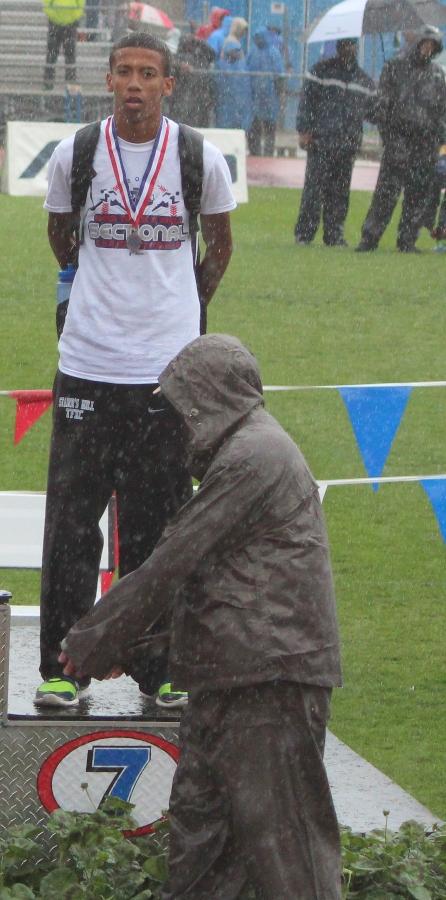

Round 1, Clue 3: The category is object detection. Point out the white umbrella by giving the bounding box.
[308,0,367,42]
[307,0,446,43]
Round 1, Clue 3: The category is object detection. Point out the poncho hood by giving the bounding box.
[159,334,264,467]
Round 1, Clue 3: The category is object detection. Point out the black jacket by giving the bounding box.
[376,45,446,150]
[297,55,376,153]
[169,35,216,128]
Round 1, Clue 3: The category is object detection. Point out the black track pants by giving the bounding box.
[247,118,277,157]
[40,371,192,685]
[162,682,341,900]
[44,21,77,85]
[360,144,436,250]
[295,144,356,245]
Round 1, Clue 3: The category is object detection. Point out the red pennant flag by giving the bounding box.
[10,390,53,445]
[100,571,115,595]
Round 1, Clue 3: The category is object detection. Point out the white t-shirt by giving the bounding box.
[44,117,236,383]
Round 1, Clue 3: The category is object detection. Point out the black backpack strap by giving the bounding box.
[178,123,206,332]
[178,123,203,237]
[57,122,100,336]
[71,120,101,215]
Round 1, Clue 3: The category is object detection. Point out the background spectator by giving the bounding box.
[294,38,376,247]
[246,26,284,156]
[267,22,292,72]
[215,39,251,132]
[356,25,446,253]
[169,34,216,126]
[207,13,232,56]
[223,16,248,50]
[422,146,446,250]
[43,0,85,89]
[266,22,284,54]
[196,6,229,41]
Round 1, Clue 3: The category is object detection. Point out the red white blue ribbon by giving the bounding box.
[104,115,170,227]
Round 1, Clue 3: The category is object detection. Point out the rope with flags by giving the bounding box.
[2,383,446,544]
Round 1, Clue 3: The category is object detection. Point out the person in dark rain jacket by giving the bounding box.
[294,38,376,247]
[169,33,216,127]
[60,333,343,900]
[356,24,446,253]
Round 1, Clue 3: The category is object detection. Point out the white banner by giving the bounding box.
[200,127,248,203]
[0,491,112,570]
[2,121,84,197]
[2,121,248,203]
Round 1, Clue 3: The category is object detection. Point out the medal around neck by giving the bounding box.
[127,228,143,255]
[105,116,170,255]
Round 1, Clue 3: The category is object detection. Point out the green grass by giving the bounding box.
[1,190,445,819]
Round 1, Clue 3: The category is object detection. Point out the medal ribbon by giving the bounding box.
[105,115,170,229]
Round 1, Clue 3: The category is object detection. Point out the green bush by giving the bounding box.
[341,818,446,899]
[0,799,168,899]
[0,801,444,899]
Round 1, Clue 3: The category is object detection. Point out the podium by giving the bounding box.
[0,595,441,845]
[0,595,180,841]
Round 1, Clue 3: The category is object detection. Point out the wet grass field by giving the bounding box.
[1,189,445,819]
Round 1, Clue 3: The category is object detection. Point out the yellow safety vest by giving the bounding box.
[43,0,85,27]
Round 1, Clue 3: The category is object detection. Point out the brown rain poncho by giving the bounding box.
[61,334,342,693]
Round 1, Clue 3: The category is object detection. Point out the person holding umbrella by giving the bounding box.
[294,37,376,247]
[356,24,446,253]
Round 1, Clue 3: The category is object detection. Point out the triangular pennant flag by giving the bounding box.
[420,479,446,543]
[339,387,412,491]
[100,571,115,597]
[10,390,53,444]
[318,482,328,504]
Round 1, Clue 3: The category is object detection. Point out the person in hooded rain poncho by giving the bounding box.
[266,22,285,55]
[206,12,232,56]
[246,26,284,156]
[60,333,343,900]
[196,6,230,41]
[356,24,446,253]
[215,39,251,131]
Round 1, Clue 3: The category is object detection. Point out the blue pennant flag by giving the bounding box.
[420,479,446,543]
[339,387,412,490]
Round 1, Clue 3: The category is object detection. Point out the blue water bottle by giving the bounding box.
[56,264,76,339]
